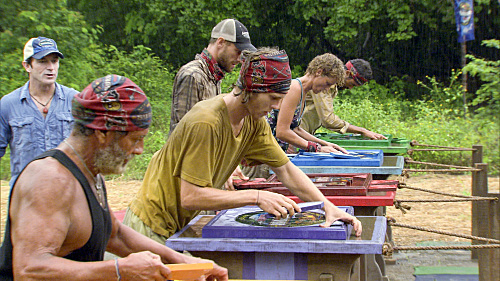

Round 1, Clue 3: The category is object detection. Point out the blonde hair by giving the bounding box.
[305,53,345,87]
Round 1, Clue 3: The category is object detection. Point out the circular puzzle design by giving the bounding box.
[235,211,325,227]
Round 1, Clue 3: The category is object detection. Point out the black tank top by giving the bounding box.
[0,149,112,280]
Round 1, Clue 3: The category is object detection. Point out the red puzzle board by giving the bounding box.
[234,173,373,196]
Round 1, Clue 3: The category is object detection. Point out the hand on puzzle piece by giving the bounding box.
[264,201,324,219]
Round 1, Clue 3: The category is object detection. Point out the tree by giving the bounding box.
[0,0,102,94]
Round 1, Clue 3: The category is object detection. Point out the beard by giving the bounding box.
[217,51,234,73]
[94,141,133,175]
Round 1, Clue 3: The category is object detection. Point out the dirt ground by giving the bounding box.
[2,173,498,245]
[1,173,498,280]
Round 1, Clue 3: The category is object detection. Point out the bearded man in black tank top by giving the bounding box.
[0,75,228,281]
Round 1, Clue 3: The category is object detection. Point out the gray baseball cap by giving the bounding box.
[211,19,257,52]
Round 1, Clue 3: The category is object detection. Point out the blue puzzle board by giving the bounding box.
[291,150,384,167]
[202,204,354,240]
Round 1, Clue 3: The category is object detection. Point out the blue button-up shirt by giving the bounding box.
[0,81,78,187]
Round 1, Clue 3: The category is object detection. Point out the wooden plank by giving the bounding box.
[166,263,213,280]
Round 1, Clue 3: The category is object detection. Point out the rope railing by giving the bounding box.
[409,140,476,151]
[383,217,500,256]
[393,183,499,213]
[384,243,500,255]
[402,157,481,173]
[387,217,500,244]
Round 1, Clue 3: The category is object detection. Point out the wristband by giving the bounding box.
[114,258,122,281]
[306,141,322,152]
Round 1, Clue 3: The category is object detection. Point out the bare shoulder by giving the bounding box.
[12,156,80,211]
[281,79,302,108]
[288,79,302,95]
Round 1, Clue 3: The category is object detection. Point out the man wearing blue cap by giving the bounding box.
[0,36,78,188]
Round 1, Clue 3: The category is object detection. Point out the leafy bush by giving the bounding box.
[463,39,500,119]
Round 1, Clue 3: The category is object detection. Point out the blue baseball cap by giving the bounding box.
[23,37,64,62]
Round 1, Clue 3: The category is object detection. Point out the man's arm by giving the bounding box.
[9,159,135,280]
[271,161,362,236]
[310,88,350,133]
[0,99,11,159]
[180,179,301,219]
[9,159,225,280]
[170,72,204,132]
[346,124,387,140]
[312,88,386,140]
[106,215,228,280]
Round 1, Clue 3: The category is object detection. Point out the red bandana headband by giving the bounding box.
[345,61,368,85]
[72,75,152,131]
[237,50,292,94]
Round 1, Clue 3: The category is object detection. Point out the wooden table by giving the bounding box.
[285,185,396,281]
[166,215,386,281]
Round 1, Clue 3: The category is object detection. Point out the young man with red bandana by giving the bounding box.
[124,48,362,244]
[300,59,387,140]
[169,18,257,134]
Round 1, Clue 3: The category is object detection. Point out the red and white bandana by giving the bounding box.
[72,75,152,131]
[237,50,292,94]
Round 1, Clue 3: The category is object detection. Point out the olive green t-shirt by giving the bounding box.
[129,95,289,237]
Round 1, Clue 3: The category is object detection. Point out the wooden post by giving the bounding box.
[470,145,483,259]
[472,145,483,166]
[471,163,500,281]
[471,163,487,259]
[479,188,499,281]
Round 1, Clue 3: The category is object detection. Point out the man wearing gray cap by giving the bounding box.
[0,36,78,188]
[169,18,257,134]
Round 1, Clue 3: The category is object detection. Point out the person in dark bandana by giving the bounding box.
[124,48,362,245]
[0,75,228,281]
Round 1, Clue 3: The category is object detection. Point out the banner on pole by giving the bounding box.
[454,0,475,43]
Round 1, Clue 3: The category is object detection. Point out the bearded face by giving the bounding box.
[94,139,134,175]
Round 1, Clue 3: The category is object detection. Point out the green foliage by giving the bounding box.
[0,0,103,95]
[122,130,167,180]
[463,39,500,118]
[415,70,466,117]
[91,45,175,133]
[1,0,499,180]
[68,0,257,67]
[0,148,11,181]
[319,76,499,175]
[221,65,240,93]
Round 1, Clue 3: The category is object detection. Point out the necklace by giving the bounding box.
[63,139,106,208]
[30,93,55,114]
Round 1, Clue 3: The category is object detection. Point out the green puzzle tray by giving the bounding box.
[315,133,411,154]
